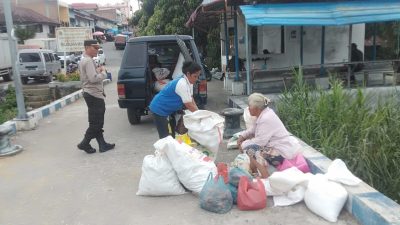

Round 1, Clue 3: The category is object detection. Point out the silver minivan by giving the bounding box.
[18,49,61,84]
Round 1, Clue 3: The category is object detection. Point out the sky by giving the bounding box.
[63,0,140,12]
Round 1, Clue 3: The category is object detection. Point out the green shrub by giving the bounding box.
[55,73,68,82]
[0,87,17,124]
[68,71,80,81]
[55,72,80,82]
[277,68,400,203]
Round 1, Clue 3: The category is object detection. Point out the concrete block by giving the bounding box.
[231,81,244,95]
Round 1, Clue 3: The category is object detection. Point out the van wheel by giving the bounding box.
[45,75,53,83]
[3,72,13,81]
[127,108,141,125]
[21,77,28,84]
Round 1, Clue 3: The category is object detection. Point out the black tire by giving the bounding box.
[21,77,28,84]
[127,108,141,125]
[3,73,13,81]
[45,74,53,83]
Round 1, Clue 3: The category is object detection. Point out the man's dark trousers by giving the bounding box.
[83,92,105,140]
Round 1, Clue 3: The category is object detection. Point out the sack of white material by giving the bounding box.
[269,167,310,193]
[326,159,362,186]
[152,67,170,80]
[136,150,186,196]
[154,136,217,194]
[183,110,225,159]
[154,79,170,92]
[304,174,348,222]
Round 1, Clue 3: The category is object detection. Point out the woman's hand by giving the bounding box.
[237,135,245,153]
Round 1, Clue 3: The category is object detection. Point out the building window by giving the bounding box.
[28,24,43,33]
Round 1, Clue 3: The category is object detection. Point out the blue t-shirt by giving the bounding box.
[149,77,184,116]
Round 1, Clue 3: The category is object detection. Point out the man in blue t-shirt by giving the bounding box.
[149,61,201,139]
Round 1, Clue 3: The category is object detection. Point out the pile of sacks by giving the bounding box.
[264,159,361,222]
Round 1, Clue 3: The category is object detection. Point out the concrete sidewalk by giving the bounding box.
[0,65,359,224]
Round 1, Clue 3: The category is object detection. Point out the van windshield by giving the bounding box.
[20,53,41,63]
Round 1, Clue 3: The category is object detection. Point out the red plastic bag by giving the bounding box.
[216,162,229,183]
[277,153,310,173]
[237,176,266,210]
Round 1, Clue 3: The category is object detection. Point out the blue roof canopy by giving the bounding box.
[240,1,400,26]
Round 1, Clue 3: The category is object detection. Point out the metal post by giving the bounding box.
[63,51,67,74]
[224,7,230,74]
[320,26,325,76]
[300,26,304,66]
[233,1,239,81]
[373,23,377,61]
[245,23,251,95]
[347,24,353,88]
[3,0,27,120]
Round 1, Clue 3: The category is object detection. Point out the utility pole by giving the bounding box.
[3,0,28,120]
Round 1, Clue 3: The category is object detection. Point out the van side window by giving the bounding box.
[124,43,146,67]
[20,53,41,62]
[49,53,55,62]
[44,53,51,62]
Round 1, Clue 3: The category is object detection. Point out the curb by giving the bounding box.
[1,79,111,135]
[229,95,400,225]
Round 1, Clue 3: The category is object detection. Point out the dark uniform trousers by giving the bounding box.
[83,92,105,140]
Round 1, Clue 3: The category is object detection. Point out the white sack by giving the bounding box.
[136,151,186,196]
[304,174,348,222]
[269,167,311,193]
[273,185,306,207]
[153,136,217,194]
[183,110,225,158]
[326,159,362,186]
[154,79,170,92]
[260,179,284,196]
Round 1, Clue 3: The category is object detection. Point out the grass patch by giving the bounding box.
[276,68,400,203]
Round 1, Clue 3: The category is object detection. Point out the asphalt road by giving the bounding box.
[0,42,359,225]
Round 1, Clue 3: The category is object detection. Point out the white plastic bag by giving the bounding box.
[326,159,362,186]
[136,150,186,196]
[154,136,217,194]
[231,153,251,173]
[183,110,225,159]
[304,174,348,222]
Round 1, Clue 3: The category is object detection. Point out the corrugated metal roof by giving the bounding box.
[240,1,400,26]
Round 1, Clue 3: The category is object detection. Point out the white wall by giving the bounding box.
[34,25,50,39]
[219,15,365,70]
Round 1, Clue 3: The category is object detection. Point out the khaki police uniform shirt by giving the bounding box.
[79,53,106,99]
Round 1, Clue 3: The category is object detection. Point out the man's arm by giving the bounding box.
[183,98,198,112]
[84,60,106,83]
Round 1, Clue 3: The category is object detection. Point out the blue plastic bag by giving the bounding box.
[229,167,253,187]
[199,173,233,214]
[228,183,238,204]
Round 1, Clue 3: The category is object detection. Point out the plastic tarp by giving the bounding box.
[240,1,400,26]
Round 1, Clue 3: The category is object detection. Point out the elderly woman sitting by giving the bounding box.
[237,93,301,178]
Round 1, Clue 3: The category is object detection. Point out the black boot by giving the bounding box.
[77,135,96,154]
[96,134,115,153]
